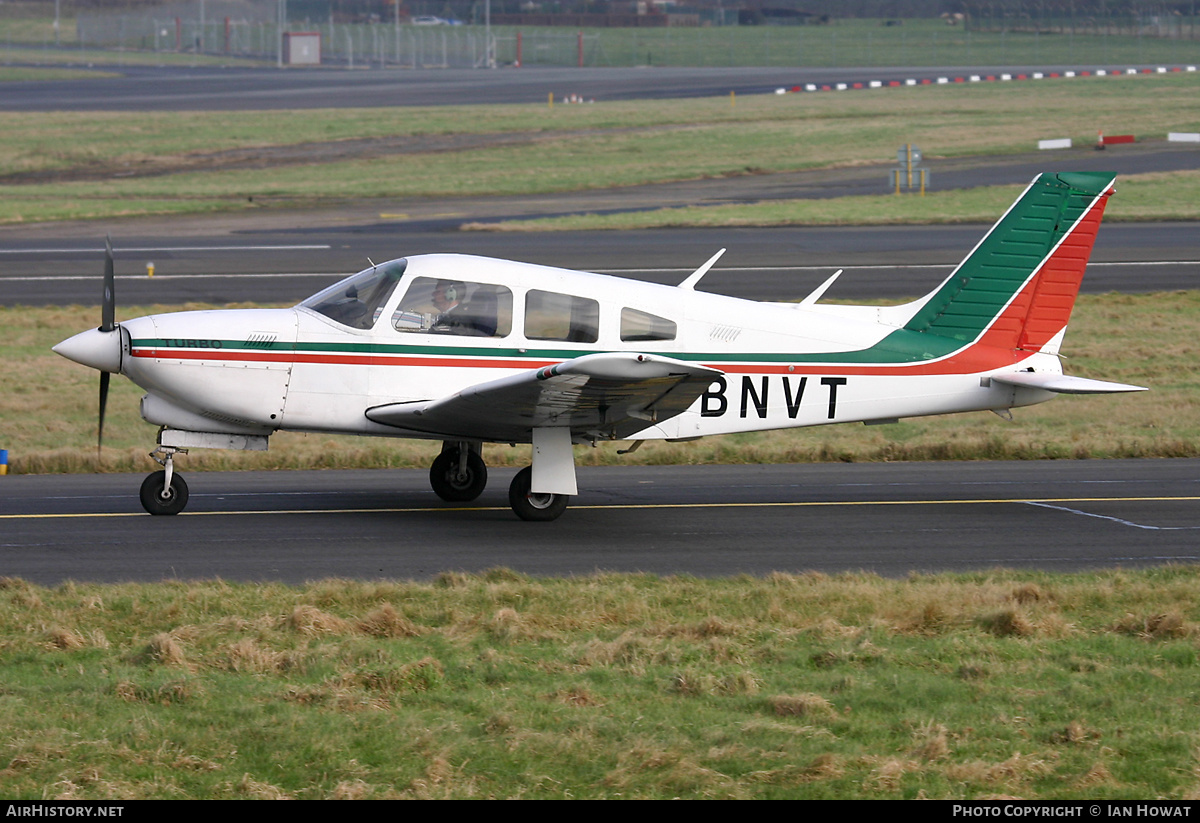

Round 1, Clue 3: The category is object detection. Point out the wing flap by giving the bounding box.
[992,371,1147,394]
[366,352,723,442]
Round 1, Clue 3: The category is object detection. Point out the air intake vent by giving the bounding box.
[245,332,277,349]
[709,325,741,343]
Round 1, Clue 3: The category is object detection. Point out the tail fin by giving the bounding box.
[904,172,1116,354]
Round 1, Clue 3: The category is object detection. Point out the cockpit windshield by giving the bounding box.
[300,259,408,329]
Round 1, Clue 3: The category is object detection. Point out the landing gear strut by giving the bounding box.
[140,446,189,515]
[426,440,572,520]
[429,441,487,502]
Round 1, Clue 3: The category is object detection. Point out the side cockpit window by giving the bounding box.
[621,308,677,342]
[525,290,599,343]
[301,259,407,330]
[392,277,513,338]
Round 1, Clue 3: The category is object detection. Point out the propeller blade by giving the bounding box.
[98,370,110,455]
[101,235,115,333]
[99,236,115,457]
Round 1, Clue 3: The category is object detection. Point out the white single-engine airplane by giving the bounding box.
[55,171,1144,520]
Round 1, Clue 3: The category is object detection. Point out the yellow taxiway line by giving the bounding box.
[3,496,1198,520]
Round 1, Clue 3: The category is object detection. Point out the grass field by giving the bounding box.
[4,567,1200,799]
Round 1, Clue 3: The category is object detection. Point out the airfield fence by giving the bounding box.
[53,15,1200,69]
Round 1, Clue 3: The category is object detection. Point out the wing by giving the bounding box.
[365,351,723,442]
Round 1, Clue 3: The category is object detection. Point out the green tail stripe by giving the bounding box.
[902,172,1116,343]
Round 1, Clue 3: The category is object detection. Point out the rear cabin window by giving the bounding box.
[391,277,512,338]
[524,290,599,343]
[620,308,677,342]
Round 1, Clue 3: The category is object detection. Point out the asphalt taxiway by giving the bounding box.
[2,460,1198,585]
[3,64,1177,111]
[3,220,1197,306]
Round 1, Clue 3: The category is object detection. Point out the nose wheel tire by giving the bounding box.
[429,448,488,502]
[508,466,569,522]
[139,470,189,516]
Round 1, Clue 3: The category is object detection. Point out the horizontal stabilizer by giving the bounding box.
[991,372,1147,394]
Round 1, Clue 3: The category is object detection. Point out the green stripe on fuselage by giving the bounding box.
[131,326,962,367]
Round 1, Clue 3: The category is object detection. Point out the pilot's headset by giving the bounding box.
[435,280,461,304]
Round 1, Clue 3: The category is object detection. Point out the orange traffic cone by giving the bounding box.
[1096,130,1106,151]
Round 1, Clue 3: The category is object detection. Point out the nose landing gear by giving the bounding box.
[140,446,189,516]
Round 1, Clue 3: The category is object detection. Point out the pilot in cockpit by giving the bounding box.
[431,280,461,316]
[393,277,503,337]
[429,280,467,332]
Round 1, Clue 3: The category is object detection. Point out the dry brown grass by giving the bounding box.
[354,603,423,638]
[1111,611,1193,639]
[287,604,352,637]
[767,693,838,720]
[910,722,953,762]
[141,632,187,667]
[946,752,1057,793]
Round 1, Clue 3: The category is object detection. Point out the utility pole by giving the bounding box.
[277,0,287,68]
[486,0,494,68]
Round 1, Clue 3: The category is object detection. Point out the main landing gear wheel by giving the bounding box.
[508,466,569,522]
[429,447,488,502]
[140,470,189,516]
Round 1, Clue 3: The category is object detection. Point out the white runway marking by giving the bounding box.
[0,245,331,254]
[601,261,1200,275]
[1023,501,1200,531]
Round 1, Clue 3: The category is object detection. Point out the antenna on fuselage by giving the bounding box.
[799,269,843,306]
[678,248,726,290]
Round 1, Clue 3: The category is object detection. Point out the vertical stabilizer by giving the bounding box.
[903,172,1115,353]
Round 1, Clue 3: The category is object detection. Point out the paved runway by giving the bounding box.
[2,460,1198,586]
[1,64,1174,111]
[3,220,1196,306]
